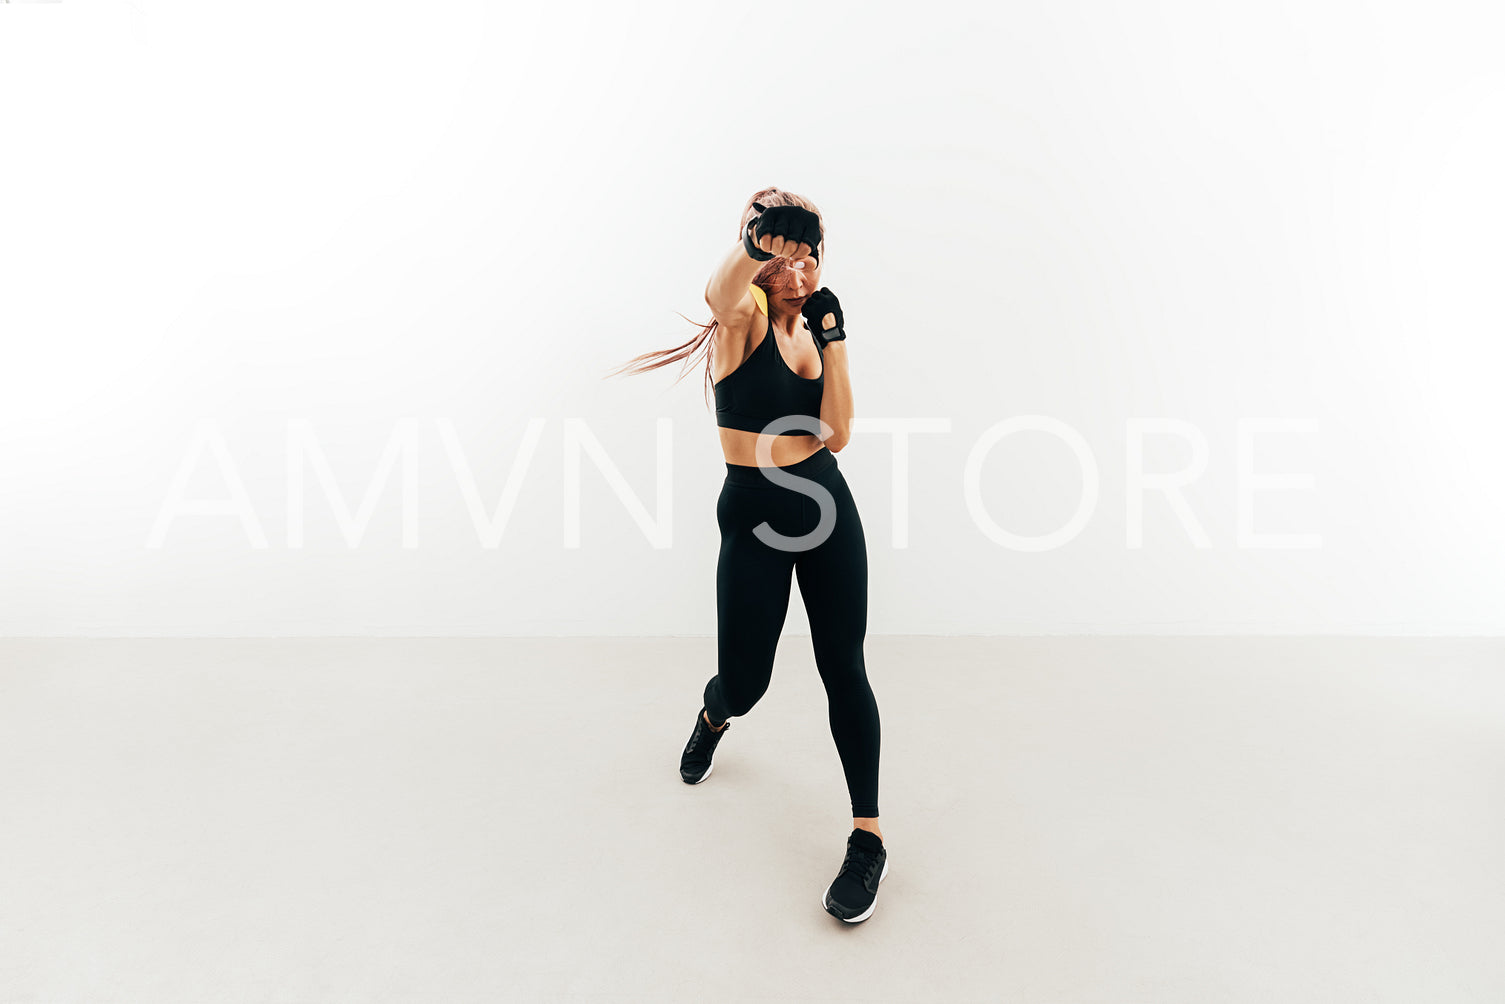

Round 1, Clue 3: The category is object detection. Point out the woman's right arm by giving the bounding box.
[704,238,762,325]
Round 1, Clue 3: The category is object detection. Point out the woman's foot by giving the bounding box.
[822,827,889,923]
[680,706,731,784]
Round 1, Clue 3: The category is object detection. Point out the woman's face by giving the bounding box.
[768,248,823,314]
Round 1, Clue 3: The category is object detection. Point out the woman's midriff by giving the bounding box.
[718,427,825,467]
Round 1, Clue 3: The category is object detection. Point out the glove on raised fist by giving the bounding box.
[744,201,822,265]
[800,287,846,350]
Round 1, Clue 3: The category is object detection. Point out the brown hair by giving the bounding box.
[603,187,826,410]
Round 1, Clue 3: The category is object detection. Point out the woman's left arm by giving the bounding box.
[819,340,853,452]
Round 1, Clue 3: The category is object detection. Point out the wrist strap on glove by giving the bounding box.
[743,218,774,262]
[801,287,846,350]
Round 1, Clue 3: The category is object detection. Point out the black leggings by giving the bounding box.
[702,446,881,818]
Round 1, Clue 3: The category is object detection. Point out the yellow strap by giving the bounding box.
[748,283,768,317]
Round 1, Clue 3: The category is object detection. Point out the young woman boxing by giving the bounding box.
[611,188,886,923]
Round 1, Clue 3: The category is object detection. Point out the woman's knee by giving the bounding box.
[706,672,770,718]
[814,647,870,693]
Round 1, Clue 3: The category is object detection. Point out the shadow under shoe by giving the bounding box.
[822,827,889,923]
[679,707,731,784]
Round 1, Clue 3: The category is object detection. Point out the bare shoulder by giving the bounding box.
[706,284,761,335]
[707,287,766,379]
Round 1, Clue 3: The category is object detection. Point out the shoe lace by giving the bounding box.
[839,842,882,885]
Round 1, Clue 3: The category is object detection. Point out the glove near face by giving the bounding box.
[800,287,846,351]
[744,202,823,265]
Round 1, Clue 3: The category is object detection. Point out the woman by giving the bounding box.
[610,188,887,924]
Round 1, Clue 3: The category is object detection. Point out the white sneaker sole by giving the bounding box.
[823,856,889,923]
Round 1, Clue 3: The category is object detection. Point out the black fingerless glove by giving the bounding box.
[743,201,822,265]
[800,287,846,350]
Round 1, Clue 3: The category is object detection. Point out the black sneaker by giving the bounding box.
[822,827,889,923]
[679,707,730,784]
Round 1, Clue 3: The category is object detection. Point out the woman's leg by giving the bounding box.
[795,467,881,822]
[704,483,799,725]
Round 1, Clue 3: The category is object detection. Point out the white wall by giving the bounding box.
[2,0,1501,637]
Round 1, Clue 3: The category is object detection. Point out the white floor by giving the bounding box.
[0,636,1501,1004]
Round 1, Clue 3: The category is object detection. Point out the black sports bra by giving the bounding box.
[713,284,825,436]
